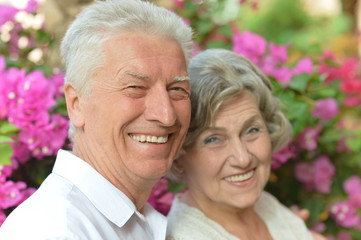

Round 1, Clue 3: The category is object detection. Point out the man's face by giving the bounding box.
[78,32,191,183]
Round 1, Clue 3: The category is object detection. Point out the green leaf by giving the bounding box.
[302,197,324,223]
[0,143,13,165]
[0,121,18,134]
[317,88,337,98]
[52,98,68,116]
[320,128,343,142]
[196,20,215,35]
[206,41,232,49]
[288,74,310,93]
[285,101,310,136]
[274,88,295,105]
[218,25,232,37]
[0,136,14,143]
[184,0,200,16]
[167,180,187,193]
[346,138,361,152]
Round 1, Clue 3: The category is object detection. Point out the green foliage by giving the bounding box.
[0,121,18,165]
[236,0,352,55]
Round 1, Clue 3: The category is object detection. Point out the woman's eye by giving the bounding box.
[247,127,260,134]
[204,136,220,144]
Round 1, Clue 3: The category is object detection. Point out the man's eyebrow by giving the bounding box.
[123,72,189,82]
[173,76,190,82]
[124,71,151,80]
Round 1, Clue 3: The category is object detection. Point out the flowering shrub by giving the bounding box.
[0,0,69,225]
[0,1,360,239]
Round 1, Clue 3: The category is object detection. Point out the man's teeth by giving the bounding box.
[130,134,168,143]
[224,171,254,182]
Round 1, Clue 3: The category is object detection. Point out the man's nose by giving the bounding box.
[144,87,176,126]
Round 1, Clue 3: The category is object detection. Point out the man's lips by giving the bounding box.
[129,134,169,144]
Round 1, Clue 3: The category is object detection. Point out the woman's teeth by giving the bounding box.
[224,170,254,182]
[130,134,168,143]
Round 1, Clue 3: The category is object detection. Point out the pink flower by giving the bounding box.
[343,176,361,195]
[24,0,38,13]
[267,66,293,83]
[343,176,361,208]
[148,178,175,216]
[295,162,314,191]
[233,30,267,65]
[329,201,361,228]
[0,4,19,26]
[8,70,55,129]
[340,77,361,94]
[11,141,32,165]
[0,180,31,209]
[48,71,65,99]
[271,141,296,170]
[17,114,68,160]
[173,0,185,8]
[269,43,288,63]
[0,165,12,182]
[295,156,335,194]
[343,95,361,107]
[313,156,335,193]
[311,221,326,233]
[311,98,339,122]
[337,231,352,240]
[296,125,322,151]
[292,57,313,75]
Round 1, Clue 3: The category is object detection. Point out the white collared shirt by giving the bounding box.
[0,150,167,240]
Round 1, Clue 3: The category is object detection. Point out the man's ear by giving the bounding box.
[64,83,85,128]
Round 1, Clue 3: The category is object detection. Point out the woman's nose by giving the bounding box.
[228,140,252,168]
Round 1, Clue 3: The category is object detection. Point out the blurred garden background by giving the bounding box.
[0,0,361,239]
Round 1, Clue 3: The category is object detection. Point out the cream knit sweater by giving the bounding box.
[166,191,313,240]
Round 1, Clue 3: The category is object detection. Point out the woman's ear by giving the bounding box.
[64,83,85,128]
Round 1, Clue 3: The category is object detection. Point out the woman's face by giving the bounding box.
[180,90,272,212]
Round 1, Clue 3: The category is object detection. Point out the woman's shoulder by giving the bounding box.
[255,191,314,240]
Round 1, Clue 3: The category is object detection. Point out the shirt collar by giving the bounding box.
[52,149,136,228]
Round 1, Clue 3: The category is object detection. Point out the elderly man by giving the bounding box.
[0,0,193,239]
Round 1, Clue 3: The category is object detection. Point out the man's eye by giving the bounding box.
[122,85,147,98]
[169,87,190,100]
[128,85,144,89]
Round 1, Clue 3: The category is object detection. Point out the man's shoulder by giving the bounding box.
[0,173,97,239]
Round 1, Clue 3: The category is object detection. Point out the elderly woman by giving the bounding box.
[166,49,314,240]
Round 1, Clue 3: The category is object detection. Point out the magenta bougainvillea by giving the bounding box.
[1,1,360,239]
